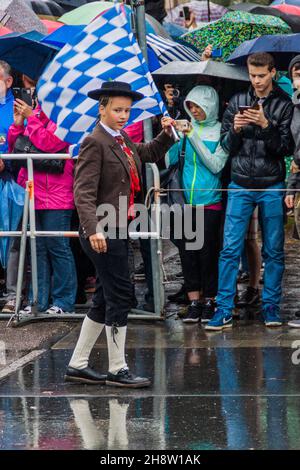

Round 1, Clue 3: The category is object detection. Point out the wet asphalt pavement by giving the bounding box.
[0,238,300,450]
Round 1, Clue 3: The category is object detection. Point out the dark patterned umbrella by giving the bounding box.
[181,11,291,62]
[0,0,47,33]
[229,2,300,33]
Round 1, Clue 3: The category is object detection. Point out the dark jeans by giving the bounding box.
[35,209,77,312]
[80,236,133,326]
[179,208,222,298]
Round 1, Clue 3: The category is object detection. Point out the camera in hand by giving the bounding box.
[175,119,190,132]
[12,87,33,106]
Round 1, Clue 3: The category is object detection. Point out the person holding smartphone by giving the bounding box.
[205,52,294,331]
[7,74,77,317]
[180,6,197,30]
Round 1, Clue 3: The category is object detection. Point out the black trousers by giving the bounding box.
[80,236,133,326]
[178,208,222,298]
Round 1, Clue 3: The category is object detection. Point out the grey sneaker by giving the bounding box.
[46,306,75,315]
[19,305,32,315]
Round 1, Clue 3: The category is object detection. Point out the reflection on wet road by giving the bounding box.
[1,319,300,450]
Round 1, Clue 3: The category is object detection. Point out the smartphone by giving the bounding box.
[211,48,223,58]
[175,119,190,132]
[183,6,191,21]
[12,87,32,106]
[239,103,259,114]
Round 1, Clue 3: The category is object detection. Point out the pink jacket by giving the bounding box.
[8,105,74,210]
[124,121,144,143]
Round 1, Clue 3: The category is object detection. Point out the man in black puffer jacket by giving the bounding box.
[206,52,294,331]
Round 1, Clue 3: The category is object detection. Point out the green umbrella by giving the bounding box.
[59,1,116,25]
[181,11,291,62]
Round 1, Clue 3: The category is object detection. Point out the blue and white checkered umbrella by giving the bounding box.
[147,33,200,66]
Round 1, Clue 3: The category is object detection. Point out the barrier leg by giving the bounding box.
[146,163,165,318]
[7,182,30,327]
[27,158,38,317]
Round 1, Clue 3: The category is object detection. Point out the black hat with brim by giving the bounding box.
[88,81,144,102]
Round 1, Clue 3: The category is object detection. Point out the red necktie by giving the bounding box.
[114,135,140,219]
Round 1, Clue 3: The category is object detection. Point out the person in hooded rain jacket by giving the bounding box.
[168,85,228,323]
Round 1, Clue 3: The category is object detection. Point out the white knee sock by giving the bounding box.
[69,316,104,369]
[106,325,128,374]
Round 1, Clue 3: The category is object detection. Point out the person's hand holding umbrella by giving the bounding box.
[0,159,5,173]
[201,44,213,61]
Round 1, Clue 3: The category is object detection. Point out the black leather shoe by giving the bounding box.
[106,368,151,388]
[64,366,107,384]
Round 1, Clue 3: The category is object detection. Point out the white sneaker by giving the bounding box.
[2,299,16,313]
[288,319,300,328]
[19,305,32,315]
[46,306,74,315]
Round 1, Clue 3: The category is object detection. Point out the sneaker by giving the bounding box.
[238,271,250,283]
[201,298,216,323]
[106,368,151,388]
[182,300,202,323]
[288,319,300,328]
[262,305,283,327]
[205,308,233,331]
[46,306,74,315]
[2,298,16,313]
[19,305,32,315]
[236,287,260,308]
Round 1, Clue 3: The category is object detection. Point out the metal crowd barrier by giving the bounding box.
[0,154,165,326]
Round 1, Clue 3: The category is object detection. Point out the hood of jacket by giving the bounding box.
[289,54,300,79]
[184,85,219,127]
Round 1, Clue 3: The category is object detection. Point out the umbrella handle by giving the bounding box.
[171,125,180,142]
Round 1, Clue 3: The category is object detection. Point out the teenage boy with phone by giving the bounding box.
[205,52,294,330]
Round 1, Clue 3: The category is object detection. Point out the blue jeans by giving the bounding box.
[217,182,285,312]
[34,210,77,312]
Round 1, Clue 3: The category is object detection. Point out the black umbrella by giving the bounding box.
[229,2,300,33]
[24,0,65,19]
[152,60,250,108]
